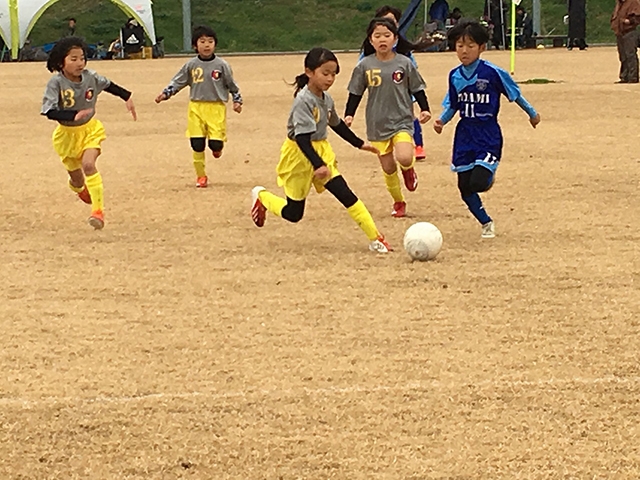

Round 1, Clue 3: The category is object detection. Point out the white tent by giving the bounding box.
[0,0,156,59]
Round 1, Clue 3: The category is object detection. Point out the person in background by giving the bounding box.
[567,0,588,50]
[611,0,640,83]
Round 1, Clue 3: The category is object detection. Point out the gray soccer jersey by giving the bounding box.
[287,86,341,141]
[164,56,242,103]
[41,70,111,126]
[347,54,426,141]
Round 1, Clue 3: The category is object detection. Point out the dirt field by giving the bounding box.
[1,46,639,479]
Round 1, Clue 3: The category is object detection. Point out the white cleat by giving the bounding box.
[481,220,495,239]
[251,186,266,227]
[369,236,392,253]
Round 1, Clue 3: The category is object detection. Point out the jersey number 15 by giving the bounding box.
[366,69,382,87]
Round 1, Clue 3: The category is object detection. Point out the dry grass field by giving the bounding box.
[0,46,639,479]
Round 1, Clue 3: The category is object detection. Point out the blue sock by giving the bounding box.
[413,119,423,147]
[462,193,492,225]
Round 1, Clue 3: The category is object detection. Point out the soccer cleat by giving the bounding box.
[77,186,92,205]
[401,166,418,192]
[196,176,208,188]
[369,235,392,253]
[414,145,426,160]
[481,220,495,239]
[251,186,266,227]
[391,201,407,218]
[88,210,104,230]
[212,151,222,158]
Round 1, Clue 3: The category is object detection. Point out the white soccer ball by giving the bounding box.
[403,222,443,261]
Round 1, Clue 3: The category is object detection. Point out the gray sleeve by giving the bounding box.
[222,61,242,103]
[291,96,317,136]
[165,63,190,97]
[327,97,341,127]
[347,61,368,95]
[407,61,426,94]
[90,70,112,92]
[41,76,60,114]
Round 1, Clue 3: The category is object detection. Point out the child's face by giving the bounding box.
[455,35,485,66]
[370,24,396,55]
[196,36,216,57]
[62,47,86,78]
[306,60,338,92]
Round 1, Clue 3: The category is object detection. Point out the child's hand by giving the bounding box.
[530,113,541,129]
[433,119,444,134]
[313,165,330,180]
[74,108,93,121]
[155,92,167,103]
[344,116,354,127]
[233,102,242,113]
[419,111,432,124]
[360,143,380,155]
[126,97,137,121]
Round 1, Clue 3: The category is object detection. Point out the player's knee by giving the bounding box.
[469,167,494,193]
[282,199,305,223]
[190,137,206,152]
[208,140,223,153]
[325,176,358,209]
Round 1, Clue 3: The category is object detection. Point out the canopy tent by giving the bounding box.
[0,0,156,59]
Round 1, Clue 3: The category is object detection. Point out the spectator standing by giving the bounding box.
[611,0,640,83]
[567,0,588,50]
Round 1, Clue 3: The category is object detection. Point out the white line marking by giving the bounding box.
[1,375,638,408]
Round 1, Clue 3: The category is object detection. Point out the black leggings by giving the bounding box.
[457,166,494,197]
[190,137,224,153]
[281,175,358,223]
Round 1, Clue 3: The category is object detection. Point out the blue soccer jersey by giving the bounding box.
[440,59,537,173]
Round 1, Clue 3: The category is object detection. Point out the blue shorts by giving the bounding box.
[451,150,500,174]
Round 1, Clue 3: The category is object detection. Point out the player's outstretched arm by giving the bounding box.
[126,96,137,121]
[343,93,363,127]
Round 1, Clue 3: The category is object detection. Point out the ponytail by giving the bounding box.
[293,72,309,97]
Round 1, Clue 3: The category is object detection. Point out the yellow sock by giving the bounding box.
[85,172,104,213]
[193,151,206,177]
[399,158,416,171]
[383,170,405,202]
[68,181,84,194]
[258,190,286,217]
[347,200,380,241]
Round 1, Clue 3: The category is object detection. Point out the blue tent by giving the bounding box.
[399,0,424,37]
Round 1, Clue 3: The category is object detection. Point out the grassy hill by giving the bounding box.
[28,0,616,53]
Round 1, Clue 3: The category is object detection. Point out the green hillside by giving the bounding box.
[28,0,616,53]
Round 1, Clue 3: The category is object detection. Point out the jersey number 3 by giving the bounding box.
[366,69,382,87]
[61,89,75,108]
[191,67,204,84]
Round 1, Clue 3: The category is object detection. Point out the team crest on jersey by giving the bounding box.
[392,69,405,84]
[211,70,222,80]
[313,107,320,123]
[85,88,95,101]
[476,79,489,91]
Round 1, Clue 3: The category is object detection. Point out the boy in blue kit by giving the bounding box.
[434,19,540,238]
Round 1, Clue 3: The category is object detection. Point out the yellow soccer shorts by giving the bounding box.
[52,118,106,172]
[371,131,413,156]
[186,100,227,141]
[276,138,340,201]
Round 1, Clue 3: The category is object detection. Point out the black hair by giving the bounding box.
[46,37,87,72]
[69,17,76,22]
[361,17,417,57]
[447,18,490,46]
[292,47,340,97]
[191,25,218,48]
[374,5,402,22]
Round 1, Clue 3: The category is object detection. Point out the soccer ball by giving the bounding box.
[403,222,443,261]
